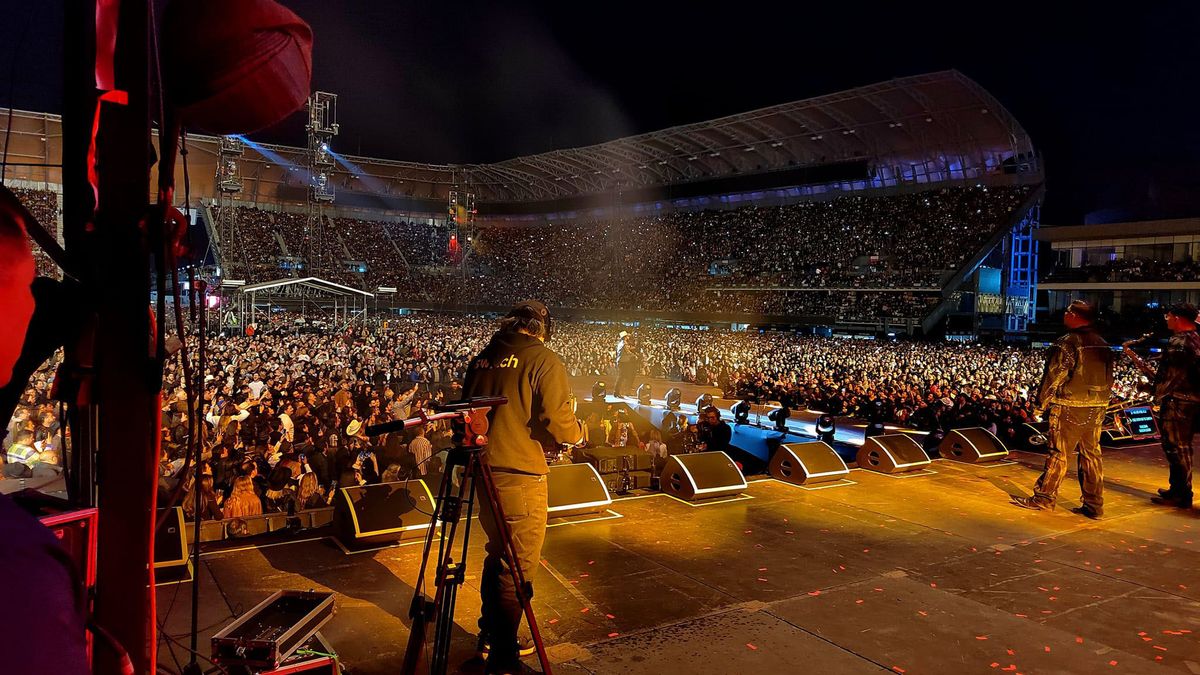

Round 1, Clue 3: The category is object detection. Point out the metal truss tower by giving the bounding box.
[214,135,245,277]
[1004,202,1040,333]
[306,91,339,277]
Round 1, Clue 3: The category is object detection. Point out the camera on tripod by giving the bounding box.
[365,397,553,675]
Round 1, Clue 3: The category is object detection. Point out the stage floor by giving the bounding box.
[158,443,1200,674]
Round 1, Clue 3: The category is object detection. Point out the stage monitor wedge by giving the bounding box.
[333,480,434,549]
[938,427,1009,463]
[660,451,747,501]
[547,463,613,518]
[154,506,193,584]
[856,434,932,474]
[771,441,849,485]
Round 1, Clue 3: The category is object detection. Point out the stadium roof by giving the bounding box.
[0,70,1038,207]
[462,70,1035,202]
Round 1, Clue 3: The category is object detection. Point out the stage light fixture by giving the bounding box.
[591,381,607,402]
[816,414,836,444]
[733,400,751,425]
[767,404,790,433]
[636,383,651,405]
[695,393,714,410]
[665,388,681,410]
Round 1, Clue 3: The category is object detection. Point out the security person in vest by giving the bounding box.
[464,299,583,673]
[1125,302,1200,508]
[1013,300,1114,518]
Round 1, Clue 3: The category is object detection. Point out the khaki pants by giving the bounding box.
[1033,405,1105,512]
[475,470,548,671]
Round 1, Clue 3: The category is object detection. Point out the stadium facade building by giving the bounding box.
[1037,218,1200,332]
[0,70,1044,335]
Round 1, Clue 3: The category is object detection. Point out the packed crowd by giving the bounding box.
[2,358,65,479]
[4,311,1144,509]
[210,205,452,290]
[211,185,1033,322]
[463,185,1031,313]
[1047,257,1200,283]
[706,290,942,321]
[13,187,60,279]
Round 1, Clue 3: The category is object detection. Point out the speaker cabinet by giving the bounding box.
[855,434,931,474]
[333,480,434,549]
[154,506,193,584]
[938,427,1009,463]
[770,442,849,485]
[659,451,747,501]
[547,463,613,518]
[39,507,98,597]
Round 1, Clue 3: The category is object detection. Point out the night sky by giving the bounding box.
[2,1,1199,223]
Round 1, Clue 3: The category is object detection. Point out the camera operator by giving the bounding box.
[697,405,732,454]
[463,300,583,673]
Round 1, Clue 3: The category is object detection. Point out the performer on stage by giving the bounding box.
[1124,302,1200,509]
[1013,300,1113,518]
[614,330,641,397]
[463,300,583,673]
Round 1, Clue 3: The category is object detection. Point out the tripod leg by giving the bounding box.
[425,452,478,675]
[402,456,472,675]
[475,459,554,675]
[400,472,452,675]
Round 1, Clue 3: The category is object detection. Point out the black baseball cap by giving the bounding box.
[1166,302,1199,323]
[507,299,553,340]
[508,299,550,320]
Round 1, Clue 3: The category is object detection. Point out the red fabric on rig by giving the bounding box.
[163,0,313,134]
[0,189,37,388]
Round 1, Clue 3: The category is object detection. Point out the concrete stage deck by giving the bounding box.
[158,443,1200,675]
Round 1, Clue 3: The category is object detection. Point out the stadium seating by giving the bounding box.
[209,184,1033,321]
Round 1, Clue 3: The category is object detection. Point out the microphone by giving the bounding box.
[364,418,410,437]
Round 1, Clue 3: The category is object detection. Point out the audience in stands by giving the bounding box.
[208,185,1032,321]
[11,187,60,279]
[1046,257,1200,283]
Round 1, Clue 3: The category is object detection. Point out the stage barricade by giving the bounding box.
[185,506,337,545]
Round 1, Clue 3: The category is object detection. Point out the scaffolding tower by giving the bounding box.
[1004,203,1040,333]
[306,91,339,277]
[213,135,245,277]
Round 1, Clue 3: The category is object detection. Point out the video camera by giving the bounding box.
[364,397,508,449]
